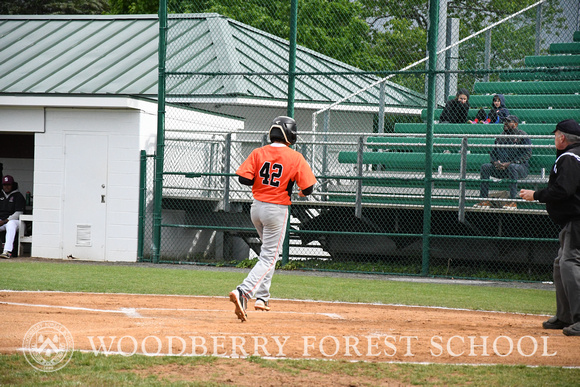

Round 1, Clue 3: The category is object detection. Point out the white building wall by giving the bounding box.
[33,107,146,261]
[1,96,249,262]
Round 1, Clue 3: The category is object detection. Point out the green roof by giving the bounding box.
[0,14,427,109]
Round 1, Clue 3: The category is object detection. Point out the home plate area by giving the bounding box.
[0,291,578,367]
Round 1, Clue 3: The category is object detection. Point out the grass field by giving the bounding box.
[1,259,579,386]
[0,260,556,314]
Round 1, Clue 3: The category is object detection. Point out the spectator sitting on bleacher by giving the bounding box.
[439,88,470,123]
[470,94,510,124]
[474,115,532,210]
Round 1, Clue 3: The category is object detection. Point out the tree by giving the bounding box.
[0,0,110,14]
[172,0,376,73]
[358,0,565,90]
[167,1,564,86]
[109,0,156,14]
[12,0,564,93]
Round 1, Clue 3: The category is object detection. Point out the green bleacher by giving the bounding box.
[366,136,554,154]
[524,55,580,67]
[334,31,580,210]
[461,95,580,109]
[500,70,580,81]
[338,152,554,175]
[422,108,580,122]
[473,80,580,94]
[549,42,580,54]
[387,123,555,134]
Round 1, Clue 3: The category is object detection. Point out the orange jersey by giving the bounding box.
[236,143,317,205]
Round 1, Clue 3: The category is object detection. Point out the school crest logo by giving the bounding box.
[22,321,74,372]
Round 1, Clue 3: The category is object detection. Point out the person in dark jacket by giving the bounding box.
[0,175,26,259]
[471,94,510,124]
[439,88,470,123]
[520,119,580,337]
[474,115,532,209]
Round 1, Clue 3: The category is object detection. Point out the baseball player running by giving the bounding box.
[230,116,317,322]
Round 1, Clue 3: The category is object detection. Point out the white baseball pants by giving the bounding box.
[239,199,288,301]
[0,219,19,253]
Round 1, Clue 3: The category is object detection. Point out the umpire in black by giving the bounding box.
[520,119,580,336]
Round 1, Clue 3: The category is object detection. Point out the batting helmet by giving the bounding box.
[269,116,297,145]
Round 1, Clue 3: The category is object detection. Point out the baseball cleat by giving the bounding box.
[254,298,270,311]
[229,288,248,322]
[0,251,12,259]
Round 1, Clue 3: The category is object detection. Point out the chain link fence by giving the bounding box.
[140,0,580,281]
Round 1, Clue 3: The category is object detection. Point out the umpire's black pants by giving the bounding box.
[554,220,580,324]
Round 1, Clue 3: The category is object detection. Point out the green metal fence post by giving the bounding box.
[287,0,298,118]
[137,150,146,261]
[422,0,440,276]
[152,0,168,264]
[458,138,468,223]
[282,0,299,266]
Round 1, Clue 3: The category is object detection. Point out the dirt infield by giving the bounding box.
[0,290,578,369]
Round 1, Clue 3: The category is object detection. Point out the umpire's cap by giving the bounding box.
[553,119,580,136]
